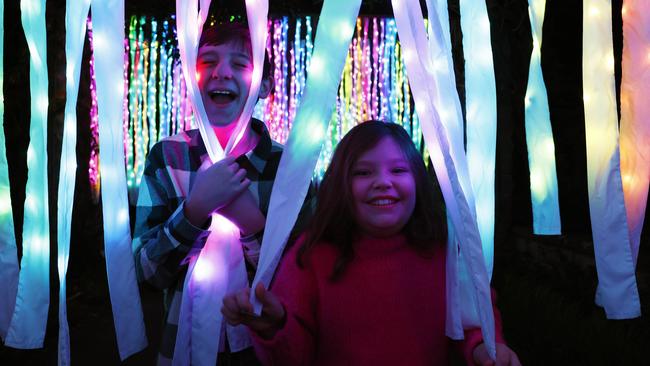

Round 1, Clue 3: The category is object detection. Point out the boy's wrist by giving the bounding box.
[183,199,210,228]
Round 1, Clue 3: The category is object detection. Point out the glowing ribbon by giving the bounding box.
[251,0,362,311]
[176,0,220,161]
[620,0,649,267]
[57,1,91,364]
[583,0,640,318]
[4,0,50,349]
[173,1,268,364]
[525,0,561,235]
[459,0,497,278]
[0,0,20,343]
[425,0,481,340]
[391,0,496,358]
[93,0,148,358]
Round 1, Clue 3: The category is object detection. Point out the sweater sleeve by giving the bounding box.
[457,288,506,365]
[251,240,319,365]
[131,142,211,290]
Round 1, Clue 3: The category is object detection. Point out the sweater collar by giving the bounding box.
[353,232,408,258]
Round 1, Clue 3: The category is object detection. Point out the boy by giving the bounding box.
[132,22,312,365]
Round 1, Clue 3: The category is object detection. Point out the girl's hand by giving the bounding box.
[222,282,286,339]
[473,343,522,366]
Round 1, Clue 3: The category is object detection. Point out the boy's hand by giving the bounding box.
[222,283,286,340]
[473,343,522,366]
[185,156,249,227]
[218,189,265,236]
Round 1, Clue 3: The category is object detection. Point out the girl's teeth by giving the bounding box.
[372,199,395,206]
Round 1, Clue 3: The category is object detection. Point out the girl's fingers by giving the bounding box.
[235,288,253,314]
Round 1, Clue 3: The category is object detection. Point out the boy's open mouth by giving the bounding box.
[209,90,238,105]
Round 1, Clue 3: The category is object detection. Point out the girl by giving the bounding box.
[222,121,521,365]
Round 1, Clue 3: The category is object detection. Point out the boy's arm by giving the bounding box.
[234,180,316,272]
[132,144,211,290]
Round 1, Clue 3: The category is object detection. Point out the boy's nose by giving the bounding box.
[212,62,233,79]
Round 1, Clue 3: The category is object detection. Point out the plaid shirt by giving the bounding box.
[132,119,314,365]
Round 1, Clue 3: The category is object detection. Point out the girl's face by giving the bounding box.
[350,137,416,238]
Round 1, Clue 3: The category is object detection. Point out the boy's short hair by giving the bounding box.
[199,22,273,80]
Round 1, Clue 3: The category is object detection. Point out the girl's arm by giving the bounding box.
[222,240,319,365]
[458,288,522,365]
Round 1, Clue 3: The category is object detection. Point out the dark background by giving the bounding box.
[1,0,648,364]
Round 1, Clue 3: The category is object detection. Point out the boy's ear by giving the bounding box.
[258,75,274,99]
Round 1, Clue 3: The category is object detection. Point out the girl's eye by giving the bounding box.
[352,169,371,176]
[392,167,409,174]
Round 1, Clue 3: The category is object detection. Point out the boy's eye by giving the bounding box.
[233,59,252,69]
[392,167,409,174]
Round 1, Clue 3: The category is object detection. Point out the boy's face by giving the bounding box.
[196,41,269,127]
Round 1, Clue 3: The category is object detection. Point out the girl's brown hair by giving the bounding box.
[298,120,447,280]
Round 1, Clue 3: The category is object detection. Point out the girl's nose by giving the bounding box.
[372,173,392,190]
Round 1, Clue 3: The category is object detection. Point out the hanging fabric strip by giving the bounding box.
[582,0,640,319]
[251,0,362,311]
[173,1,268,364]
[4,0,50,349]
[92,0,148,358]
[620,0,649,266]
[525,0,561,235]
[175,0,221,162]
[57,1,91,364]
[0,0,20,343]
[391,0,496,358]
[459,0,497,278]
[424,0,480,340]
[225,0,270,154]
[173,215,246,366]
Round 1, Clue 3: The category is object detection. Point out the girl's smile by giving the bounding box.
[351,137,416,238]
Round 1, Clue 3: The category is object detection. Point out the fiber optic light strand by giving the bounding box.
[92,0,148,358]
[524,0,561,235]
[5,0,51,349]
[88,19,101,202]
[57,1,91,364]
[114,16,421,189]
[583,0,640,319]
[0,0,20,343]
[620,0,649,267]
[251,0,363,313]
[391,0,496,358]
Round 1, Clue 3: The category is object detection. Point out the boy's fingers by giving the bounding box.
[198,158,213,172]
[233,168,247,182]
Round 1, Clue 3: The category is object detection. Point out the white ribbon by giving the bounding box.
[0,0,20,343]
[620,0,649,268]
[57,1,91,364]
[391,0,496,358]
[93,0,148,358]
[583,0,640,319]
[173,1,269,364]
[5,0,50,349]
[251,0,362,312]
[525,0,561,234]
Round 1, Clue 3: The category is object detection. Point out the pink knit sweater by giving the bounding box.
[252,234,504,365]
